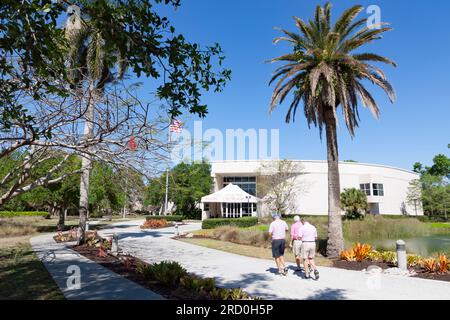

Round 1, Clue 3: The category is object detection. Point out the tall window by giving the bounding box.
[223,176,256,195]
[359,183,371,196]
[372,183,384,196]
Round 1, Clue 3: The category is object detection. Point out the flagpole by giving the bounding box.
[164,129,171,215]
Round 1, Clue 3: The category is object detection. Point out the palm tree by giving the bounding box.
[64,5,127,243]
[268,3,396,257]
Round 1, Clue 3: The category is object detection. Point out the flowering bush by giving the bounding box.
[437,253,448,274]
[353,242,372,262]
[140,219,168,229]
[54,227,78,242]
[421,258,437,273]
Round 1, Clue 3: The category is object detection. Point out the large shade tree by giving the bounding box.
[59,0,231,242]
[268,3,396,257]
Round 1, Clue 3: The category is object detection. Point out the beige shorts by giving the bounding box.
[292,240,302,257]
[302,242,316,260]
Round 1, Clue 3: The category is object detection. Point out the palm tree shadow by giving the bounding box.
[305,288,347,300]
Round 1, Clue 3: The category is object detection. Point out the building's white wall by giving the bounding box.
[211,160,423,216]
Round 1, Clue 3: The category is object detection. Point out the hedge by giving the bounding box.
[146,215,183,222]
[0,211,48,218]
[417,215,449,222]
[202,217,258,229]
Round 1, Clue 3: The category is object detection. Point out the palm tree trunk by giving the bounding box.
[78,83,95,244]
[325,108,344,257]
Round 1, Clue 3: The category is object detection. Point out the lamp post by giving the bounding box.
[245,195,251,216]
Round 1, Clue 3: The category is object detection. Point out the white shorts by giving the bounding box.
[302,242,316,259]
[292,240,302,257]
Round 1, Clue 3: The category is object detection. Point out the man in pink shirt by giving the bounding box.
[289,215,304,272]
[298,218,319,280]
[268,213,289,276]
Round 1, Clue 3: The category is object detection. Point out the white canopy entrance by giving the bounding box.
[201,183,259,220]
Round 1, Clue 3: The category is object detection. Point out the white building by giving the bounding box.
[201,160,423,219]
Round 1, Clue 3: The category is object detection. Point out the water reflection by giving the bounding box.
[370,234,450,256]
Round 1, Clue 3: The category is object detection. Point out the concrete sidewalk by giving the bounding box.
[30,233,163,300]
[99,220,450,300]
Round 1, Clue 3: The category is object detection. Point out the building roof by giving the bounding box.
[201,183,259,203]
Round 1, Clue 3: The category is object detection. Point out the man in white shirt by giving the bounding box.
[298,218,319,280]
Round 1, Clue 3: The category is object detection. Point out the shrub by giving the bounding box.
[340,188,368,220]
[380,251,397,264]
[54,227,78,242]
[339,249,356,261]
[178,209,202,220]
[180,275,215,293]
[141,261,187,287]
[367,250,383,262]
[208,226,270,247]
[145,215,183,222]
[407,254,422,267]
[421,258,437,273]
[0,211,48,218]
[140,219,168,229]
[437,253,448,274]
[202,217,258,229]
[353,242,372,262]
[209,287,251,300]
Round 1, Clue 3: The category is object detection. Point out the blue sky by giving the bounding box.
[143,0,450,170]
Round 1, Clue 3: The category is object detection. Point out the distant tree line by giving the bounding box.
[408,151,450,219]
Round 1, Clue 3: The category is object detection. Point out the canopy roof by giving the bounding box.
[201,183,259,203]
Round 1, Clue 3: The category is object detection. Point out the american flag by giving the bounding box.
[169,119,183,133]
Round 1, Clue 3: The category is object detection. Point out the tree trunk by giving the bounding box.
[325,108,344,257]
[57,207,65,231]
[78,83,95,244]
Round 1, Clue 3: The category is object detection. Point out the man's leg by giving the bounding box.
[309,257,319,279]
[275,257,282,273]
[279,255,286,270]
[309,258,317,271]
[295,256,301,268]
[304,257,310,278]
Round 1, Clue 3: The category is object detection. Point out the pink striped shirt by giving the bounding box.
[290,222,302,240]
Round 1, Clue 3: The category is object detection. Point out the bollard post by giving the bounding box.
[111,233,119,254]
[86,222,89,231]
[174,222,179,236]
[396,240,407,270]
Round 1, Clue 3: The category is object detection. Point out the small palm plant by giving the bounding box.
[340,188,369,220]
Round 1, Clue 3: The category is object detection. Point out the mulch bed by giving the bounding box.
[332,259,394,271]
[412,269,450,282]
[332,259,450,282]
[71,244,208,299]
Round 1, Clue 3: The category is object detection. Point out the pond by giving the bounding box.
[370,234,450,256]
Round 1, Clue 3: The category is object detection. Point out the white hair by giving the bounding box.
[294,215,300,222]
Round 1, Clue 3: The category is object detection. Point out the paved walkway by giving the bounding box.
[30,233,163,300]
[98,220,450,300]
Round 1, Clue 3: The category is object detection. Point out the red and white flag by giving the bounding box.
[169,119,183,133]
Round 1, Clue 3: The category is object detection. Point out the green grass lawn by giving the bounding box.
[0,241,64,300]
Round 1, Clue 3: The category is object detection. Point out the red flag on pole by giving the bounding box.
[128,136,137,151]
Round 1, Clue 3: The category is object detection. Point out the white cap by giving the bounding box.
[294,215,300,222]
